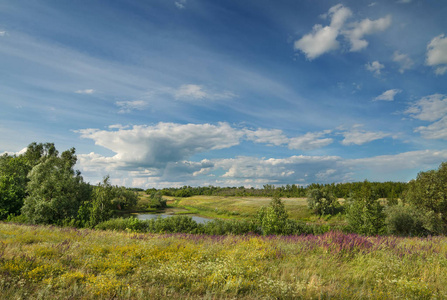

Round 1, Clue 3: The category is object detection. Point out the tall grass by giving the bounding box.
[1,222,446,299]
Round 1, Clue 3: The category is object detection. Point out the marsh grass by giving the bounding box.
[1,222,447,299]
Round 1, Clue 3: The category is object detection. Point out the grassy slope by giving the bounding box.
[167,195,314,220]
[1,222,446,299]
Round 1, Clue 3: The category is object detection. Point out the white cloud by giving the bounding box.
[75,89,95,94]
[288,130,333,150]
[345,149,447,173]
[365,61,384,75]
[340,124,392,145]
[215,155,347,184]
[244,128,288,146]
[116,100,148,113]
[393,51,413,73]
[174,84,236,101]
[404,94,447,122]
[414,117,447,140]
[295,5,391,59]
[426,34,447,75]
[344,15,392,51]
[77,122,243,168]
[175,84,207,99]
[244,128,333,150]
[0,31,6,36]
[397,0,412,3]
[294,4,352,60]
[405,94,447,140]
[175,0,186,9]
[374,89,401,101]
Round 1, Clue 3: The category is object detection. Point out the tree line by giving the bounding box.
[147,181,408,199]
[0,143,138,227]
[2,142,447,237]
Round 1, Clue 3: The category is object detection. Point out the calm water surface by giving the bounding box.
[136,214,211,224]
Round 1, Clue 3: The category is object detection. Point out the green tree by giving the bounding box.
[257,196,288,235]
[345,181,386,235]
[0,154,29,219]
[148,192,167,209]
[87,176,116,226]
[21,148,91,225]
[307,186,341,216]
[403,162,447,233]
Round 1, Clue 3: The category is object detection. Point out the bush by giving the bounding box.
[385,205,426,236]
[403,162,447,233]
[345,181,386,235]
[148,192,167,209]
[307,187,341,216]
[257,196,288,235]
[95,217,147,232]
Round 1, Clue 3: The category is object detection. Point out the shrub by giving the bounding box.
[148,192,167,209]
[307,187,341,216]
[257,196,288,235]
[345,181,386,235]
[385,205,426,236]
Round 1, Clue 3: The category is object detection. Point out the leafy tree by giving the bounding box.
[148,192,167,209]
[384,204,437,236]
[21,148,91,224]
[0,155,29,219]
[257,196,288,235]
[112,186,139,210]
[307,186,341,216]
[87,176,116,226]
[403,162,447,232]
[345,181,386,235]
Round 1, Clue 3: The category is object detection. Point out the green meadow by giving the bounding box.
[1,222,446,299]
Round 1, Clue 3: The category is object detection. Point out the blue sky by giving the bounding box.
[1,0,447,188]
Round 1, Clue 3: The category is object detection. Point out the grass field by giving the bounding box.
[1,222,446,299]
[168,195,315,220]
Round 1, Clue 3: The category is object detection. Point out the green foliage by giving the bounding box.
[112,186,139,210]
[148,192,167,209]
[345,181,386,235]
[385,205,426,236]
[0,155,29,219]
[21,148,92,225]
[404,162,447,232]
[175,187,193,197]
[307,187,341,216]
[257,196,289,235]
[87,177,116,227]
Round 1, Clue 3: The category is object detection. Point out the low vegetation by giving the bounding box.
[1,222,447,299]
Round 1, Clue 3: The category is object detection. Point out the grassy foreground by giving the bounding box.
[1,223,447,299]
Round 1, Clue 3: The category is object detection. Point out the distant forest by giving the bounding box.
[145,181,408,199]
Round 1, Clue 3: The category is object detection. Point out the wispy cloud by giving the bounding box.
[374,89,401,101]
[344,15,392,51]
[174,84,236,101]
[116,100,148,113]
[426,34,447,75]
[288,130,333,150]
[365,61,384,75]
[393,51,413,73]
[175,0,187,9]
[340,124,392,145]
[405,94,447,140]
[0,31,6,36]
[75,89,95,94]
